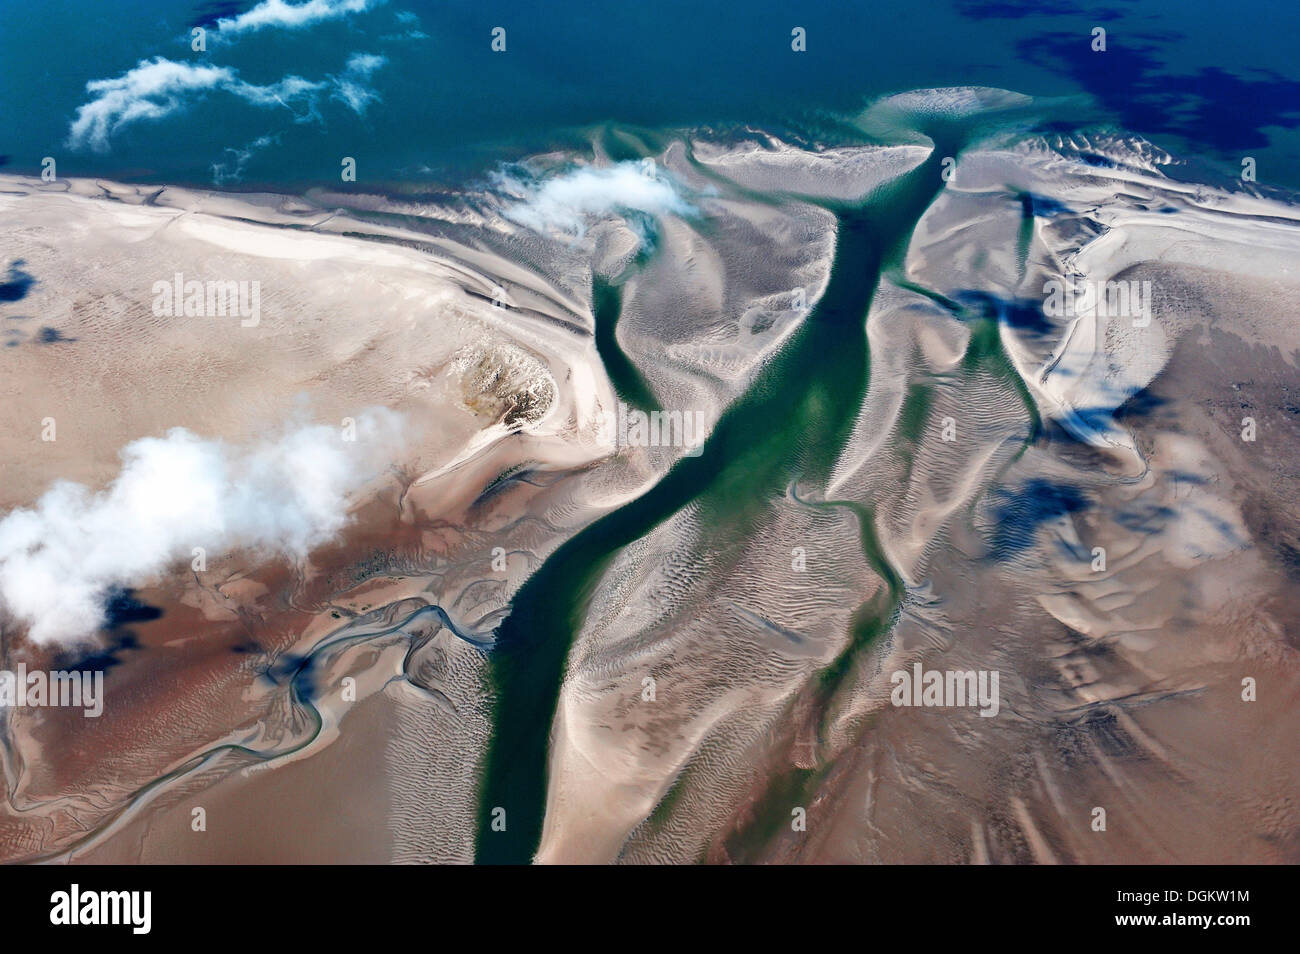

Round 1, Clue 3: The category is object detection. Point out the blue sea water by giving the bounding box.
[2,0,1299,191]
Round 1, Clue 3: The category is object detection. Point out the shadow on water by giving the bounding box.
[989,478,1090,558]
[954,288,1055,337]
[1018,33,1300,153]
[0,261,36,303]
[187,1,246,28]
[35,588,160,674]
[36,327,75,344]
[1045,386,1170,446]
[102,587,163,629]
[262,652,321,707]
[956,0,1133,19]
[51,632,140,675]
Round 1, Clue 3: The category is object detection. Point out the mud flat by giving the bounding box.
[0,137,841,861]
[531,98,1300,864]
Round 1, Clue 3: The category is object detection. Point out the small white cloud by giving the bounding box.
[67,55,388,151]
[329,53,388,113]
[67,58,236,153]
[229,73,329,120]
[343,52,386,75]
[217,0,380,35]
[0,410,405,647]
[497,162,695,238]
[211,133,279,185]
[384,8,425,39]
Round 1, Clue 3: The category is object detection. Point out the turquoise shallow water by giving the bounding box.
[3,0,1300,190]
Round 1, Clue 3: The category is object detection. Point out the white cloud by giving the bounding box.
[384,10,426,40]
[67,59,237,153]
[216,0,380,35]
[0,410,405,647]
[67,55,388,151]
[329,53,388,114]
[343,52,386,75]
[497,162,695,237]
[212,133,279,185]
[232,73,326,109]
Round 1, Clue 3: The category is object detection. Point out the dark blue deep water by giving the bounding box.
[2,0,1299,190]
